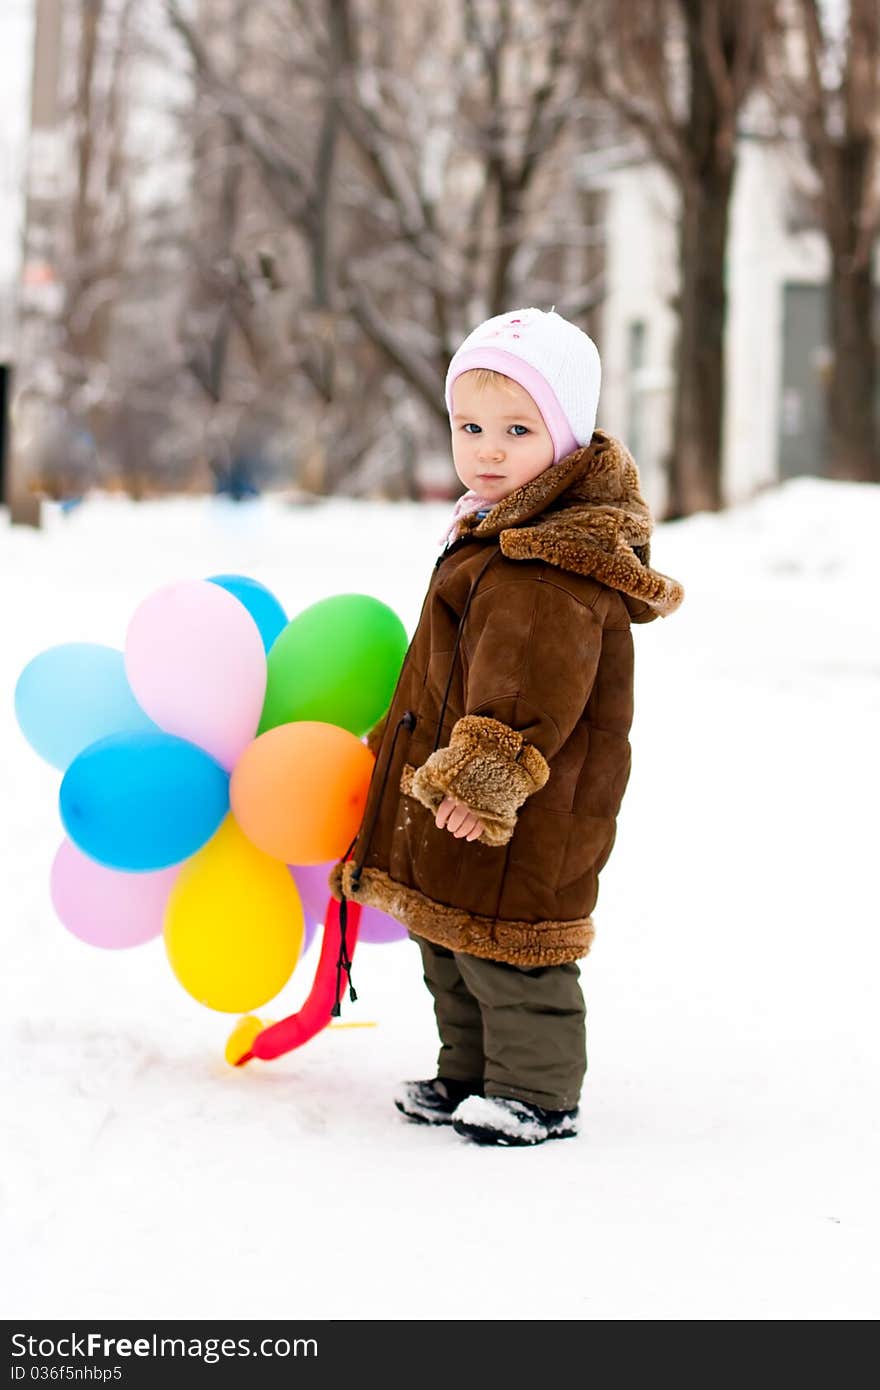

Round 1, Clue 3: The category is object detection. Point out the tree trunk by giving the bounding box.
[7,390,44,525]
[667,170,732,518]
[827,255,879,483]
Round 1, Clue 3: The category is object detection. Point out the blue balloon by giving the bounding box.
[207,574,288,653]
[60,731,230,872]
[14,643,157,771]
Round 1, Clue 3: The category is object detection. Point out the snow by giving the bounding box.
[1,478,878,1321]
[451,1095,574,1142]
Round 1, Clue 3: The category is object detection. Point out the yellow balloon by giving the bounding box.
[164,816,303,1013]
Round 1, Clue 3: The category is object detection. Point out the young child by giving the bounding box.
[332,307,684,1147]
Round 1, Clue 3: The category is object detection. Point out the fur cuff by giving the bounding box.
[402,715,549,847]
[332,862,594,967]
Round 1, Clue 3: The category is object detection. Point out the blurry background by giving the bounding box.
[1,0,878,526]
[3,7,879,1320]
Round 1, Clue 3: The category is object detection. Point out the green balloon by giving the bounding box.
[259,594,409,737]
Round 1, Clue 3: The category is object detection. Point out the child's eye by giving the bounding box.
[509,424,529,436]
[462,423,481,434]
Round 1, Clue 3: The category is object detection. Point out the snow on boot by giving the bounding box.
[394,1076,483,1126]
[451,1095,580,1147]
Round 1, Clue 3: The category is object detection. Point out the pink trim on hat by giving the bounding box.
[446,346,579,463]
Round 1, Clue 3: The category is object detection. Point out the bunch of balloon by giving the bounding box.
[14,575,410,1066]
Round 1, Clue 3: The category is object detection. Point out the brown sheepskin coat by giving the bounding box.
[331,430,684,968]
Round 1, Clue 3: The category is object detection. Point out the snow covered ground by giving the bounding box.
[1,479,878,1321]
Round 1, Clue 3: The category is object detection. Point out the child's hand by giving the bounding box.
[435,796,485,842]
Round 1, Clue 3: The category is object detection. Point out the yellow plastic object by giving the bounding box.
[225,1014,272,1065]
[164,815,303,1013]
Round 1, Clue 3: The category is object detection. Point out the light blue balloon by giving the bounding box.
[15,643,157,771]
[207,574,288,653]
[60,731,230,872]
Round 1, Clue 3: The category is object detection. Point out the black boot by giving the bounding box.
[451,1095,580,1146]
[394,1076,483,1126]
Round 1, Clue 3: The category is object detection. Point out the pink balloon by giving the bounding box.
[124,580,266,772]
[50,839,179,949]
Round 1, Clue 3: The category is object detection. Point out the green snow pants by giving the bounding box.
[414,936,587,1111]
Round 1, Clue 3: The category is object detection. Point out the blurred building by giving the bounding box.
[4,0,195,519]
[0,0,37,513]
[584,129,879,512]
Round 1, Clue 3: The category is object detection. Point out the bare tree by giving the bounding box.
[767,0,880,482]
[18,0,611,507]
[583,0,772,516]
[9,0,136,506]
[165,0,604,496]
[11,0,201,506]
[175,1,277,489]
[56,0,134,461]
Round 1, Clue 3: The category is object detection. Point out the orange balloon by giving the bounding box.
[231,721,375,864]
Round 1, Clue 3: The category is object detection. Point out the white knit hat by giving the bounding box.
[444,307,601,463]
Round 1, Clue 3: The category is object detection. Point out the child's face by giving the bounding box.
[450,373,555,502]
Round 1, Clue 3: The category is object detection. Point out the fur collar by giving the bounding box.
[456,430,684,619]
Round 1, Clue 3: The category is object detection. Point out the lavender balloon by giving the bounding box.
[288,860,406,944]
[359,905,408,944]
[288,861,335,924]
[301,914,319,956]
